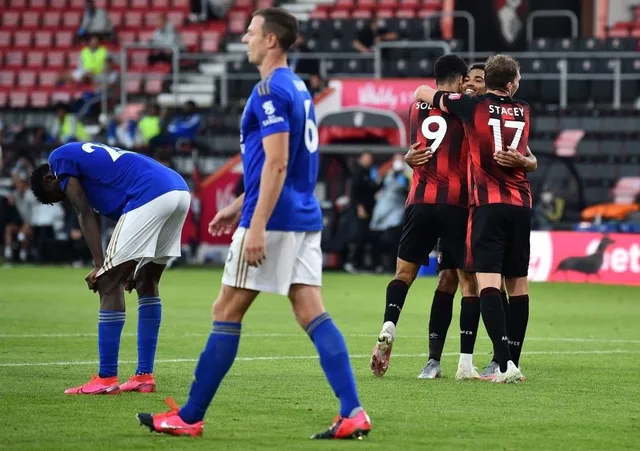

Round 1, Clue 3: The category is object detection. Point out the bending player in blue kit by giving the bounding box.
[30,141,190,395]
[136,7,371,440]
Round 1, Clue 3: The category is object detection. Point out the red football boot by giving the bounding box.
[120,374,156,393]
[311,410,372,440]
[64,374,120,395]
[137,397,204,437]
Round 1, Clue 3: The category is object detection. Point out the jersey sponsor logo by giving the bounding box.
[293,80,308,92]
[448,93,461,100]
[262,115,285,127]
[261,100,276,116]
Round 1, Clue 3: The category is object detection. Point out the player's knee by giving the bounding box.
[458,272,478,297]
[505,276,528,296]
[135,277,159,298]
[394,261,419,287]
[437,269,458,294]
[211,287,251,323]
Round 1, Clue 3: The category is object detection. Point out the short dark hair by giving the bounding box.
[468,62,485,73]
[484,54,520,91]
[434,54,468,85]
[30,163,52,205]
[253,7,299,51]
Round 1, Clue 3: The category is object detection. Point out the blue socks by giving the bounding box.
[306,313,361,418]
[179,321,241,424]
[98,310,125,378]
[136,296,162,375]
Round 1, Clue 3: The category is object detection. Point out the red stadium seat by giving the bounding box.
[40,71,58,87]
[0,71,15,88]
[357,0,376,9]
[130,50,149,67]
[0,91,8,107]
[145,79,163,94]
[181,30,199,50]
[167,11,185,27]
[50,0,68,8]
[111,0,129,9]
[14,31,32,49]
[126,79,142,94]
[47,51,67,69]
[352,10,373,19]
[131,0,149,8]
[0,31,11,49]
[335,0,355,9]
[18,71,37,88]
[10,0,27,8]
[228,11,249,35]
[119,31,138,45]
[6,52,25,68]
[172,0,189,9]
[22,12,41,29]
[43,12,62,29]
[2,12,20,29]
[396,9,416,18]
[152,0,171,9]
[609,28,630,38]
[138,30,155,42]
[400,0,420,7]
[424,0,443,6]
[27,51,46,68]
[95,0,107,7]
[69,0,85,8]
[55,31,74,48]
[108,12,123,27]
[35,31,54,48]
[379,0,399,7]
[10,91,29,108]
[256,0,273,8]
[330,10,351,19]
[201,31,220,52]
[145,12,162,28]
[68,50,80,67]
[309,9,329,19]
[235,0,253,9]
[31,91,51,108]
[377,9,394,18]
[63,12,82,29]
[51,90,72,103]
[418,8,437,18]
[125,12,144,28]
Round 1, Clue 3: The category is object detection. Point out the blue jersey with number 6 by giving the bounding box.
[239,67,322,232]
[49,142,189,221]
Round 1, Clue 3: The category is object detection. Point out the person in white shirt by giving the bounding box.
[148,14,184,65]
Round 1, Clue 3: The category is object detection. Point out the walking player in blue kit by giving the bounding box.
[30,141,191,395]
[136,7,371,440]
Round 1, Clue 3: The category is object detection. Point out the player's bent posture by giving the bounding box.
[136,8,371,439]
[415,54,532,383]
[370,54,470,378]
[30,142,190,394]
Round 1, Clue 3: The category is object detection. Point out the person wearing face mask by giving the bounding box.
[369,155,409,273]
[534,187,564,230]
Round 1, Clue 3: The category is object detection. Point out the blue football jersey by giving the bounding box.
[239,67,322,232]
[49,142,189,221]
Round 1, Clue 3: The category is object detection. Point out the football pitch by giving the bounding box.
[1,267,639,450]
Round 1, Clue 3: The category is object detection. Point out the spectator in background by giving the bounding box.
[107,107,139,150]
[345,152,380,273]
[59,35,113,87]
[49,103,89,144]
[137,103,162,148]
[534,186,565,230]
[4,171,37,263]
[289,34,323,96]
[369,154,409,272]
[77,0,113,41]
[152,100,201,151]
[353,14,398,53]
[148,13,185,65]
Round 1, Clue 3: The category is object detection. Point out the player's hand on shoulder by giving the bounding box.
[85,266,100,292]
[494,146,527,168]
[208,206,241,237]
[244,226,266,267]
[405,143,433,168]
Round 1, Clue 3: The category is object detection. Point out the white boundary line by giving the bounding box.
[1,349,639,368]
[0,332,639,344]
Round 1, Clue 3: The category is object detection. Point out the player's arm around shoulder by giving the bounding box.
[524,146,537,172]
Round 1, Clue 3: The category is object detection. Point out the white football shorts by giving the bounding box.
[222,227,323,296]
[97,190,191,277]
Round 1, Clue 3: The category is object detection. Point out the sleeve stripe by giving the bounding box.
[257,72,275,96]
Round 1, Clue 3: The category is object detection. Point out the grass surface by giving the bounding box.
[1,266,640,450]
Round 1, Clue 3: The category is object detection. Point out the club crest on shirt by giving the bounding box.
[448,93,461,100]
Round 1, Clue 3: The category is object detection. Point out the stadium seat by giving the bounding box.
[330,10,351,20]
[0,31,10,48]
[168,11,186,26]
[256,0,273,8]
[69,0,85,8]
[551,38,576,52]
[2,12,20,29]
[119,31,138,45]
[152,0,171,9]
[47,51,66,69]
[577,38,605,51]
[130,50,149,68]
[6,51,25,68]
[109,12,124,28]
[51,91,72,103]
[568,59,592,104]
[591,60,615,104]
[201,32,221,52]
[111,0,129,9]
[172,0,189,8]
[55,31,74,48]
[126,79,142,94]
[18,71,37,89]
[606,38,636,51]
[40,71,58,87]
[35,31,54,49]
[22,12,41,29]
[31,0,48,7]
[10,91,29,108]
[14,31,32,49]
[145,12,162,28]
[0,91,8,108]
[400,0,420,7]
[228,11,249,34]
[50,0,68,8]
[324,59,342,75]
[358,0,377,9]
[0,71,15,88]
[352,10,373,19]
[63,12,82,29]
[335,0,355,9]
[31,91,50,108]
[125,12,144,29]
[27,51,46,68]
[145,79,163,94]
[131,0,149,8]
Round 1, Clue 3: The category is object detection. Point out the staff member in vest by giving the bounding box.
[49,103,90,145]
[137,103,162,148]
[59,35,110,86]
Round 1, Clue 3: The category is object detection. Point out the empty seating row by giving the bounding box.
[1,10,187,30]
[0,0,189,10]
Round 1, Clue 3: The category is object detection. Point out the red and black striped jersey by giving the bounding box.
[407,100,468,208]
[443,92,532,209]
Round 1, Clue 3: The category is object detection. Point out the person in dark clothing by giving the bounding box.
[345,152,380,272]
[353,14,398,53]
[289,34,323,96]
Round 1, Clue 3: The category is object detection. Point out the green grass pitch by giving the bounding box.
[1,266,639,450]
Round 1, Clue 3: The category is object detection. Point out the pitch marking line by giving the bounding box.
[0,332,639,345]
[0,349,639,368]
